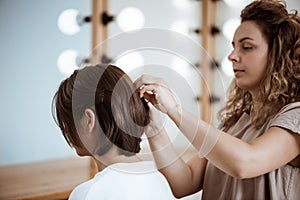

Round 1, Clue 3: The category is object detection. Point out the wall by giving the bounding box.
[0,0,90,165]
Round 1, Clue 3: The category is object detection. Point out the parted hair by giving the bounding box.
[218,0,300,129]
[53,64,150,156]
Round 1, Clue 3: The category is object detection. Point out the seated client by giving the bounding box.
[52,64,174,200]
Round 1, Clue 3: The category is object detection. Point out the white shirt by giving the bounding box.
[69,161,175,200]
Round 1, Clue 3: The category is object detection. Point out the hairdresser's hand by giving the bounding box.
[135,75,179,115]
[145,103,166,138]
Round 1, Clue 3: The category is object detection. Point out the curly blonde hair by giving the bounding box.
[218,0,300,129]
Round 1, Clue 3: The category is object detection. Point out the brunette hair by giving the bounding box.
[218,0,300,129]
[53,64,150,156]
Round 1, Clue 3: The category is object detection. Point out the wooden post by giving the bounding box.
[89,0,109,178]
[200,0,216,123]
[91,0,109,65]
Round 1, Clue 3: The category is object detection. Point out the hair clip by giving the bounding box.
[99,89,105,102]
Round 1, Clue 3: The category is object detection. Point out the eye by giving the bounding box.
[242,44,253,50]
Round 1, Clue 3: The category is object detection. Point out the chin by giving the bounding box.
[235,81,249,90]
[236,83,246,90]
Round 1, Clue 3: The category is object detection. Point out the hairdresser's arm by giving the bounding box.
[172,107,300,179]
[136,75,300,179]
[148,129,207,198]
[146,104,207,198]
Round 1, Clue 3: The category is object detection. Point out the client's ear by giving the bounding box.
[83,108,96,133]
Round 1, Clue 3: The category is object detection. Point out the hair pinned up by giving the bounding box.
[53,64,150,156]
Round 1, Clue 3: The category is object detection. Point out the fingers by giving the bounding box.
[139,85,157,105]
[139,84,157,97]
[134,74,157,88]
[134,74,168,89]
[143,92,157,104]
[135,74,176,114]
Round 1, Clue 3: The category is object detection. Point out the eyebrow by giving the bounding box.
[232,37,254,46]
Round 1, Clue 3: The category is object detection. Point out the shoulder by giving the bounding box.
[112,161,174,193]
[125,170,175,199]
[84,162,175,200]
[269,102,300,134]
[278,102,300,113]
[69,179,94,200]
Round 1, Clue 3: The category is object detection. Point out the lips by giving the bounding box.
[233,69,244,72]
[233,69,245,76]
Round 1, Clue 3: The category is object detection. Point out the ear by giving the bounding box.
[83,108,96,133]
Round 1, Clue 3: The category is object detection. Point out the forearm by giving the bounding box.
[205,130,252,178]
[148,129,204,198]
[167,106,253,178]
[167,105,208,150]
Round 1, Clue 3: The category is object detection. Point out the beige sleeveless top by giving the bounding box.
[202,102,300,200]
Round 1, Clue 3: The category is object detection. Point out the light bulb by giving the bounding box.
[57,49,79,76]
[170,56,190,77]
[222,18,240,41]
[114,51,144,73]
[170,20,190,36]
[223,0,250,8]
[116,7,145,32]
[172,0,192,10]
[57,9,81,35]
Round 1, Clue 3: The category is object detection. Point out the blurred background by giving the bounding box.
[0,0,299,166]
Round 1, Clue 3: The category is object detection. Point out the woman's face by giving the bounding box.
[228,20,269,96]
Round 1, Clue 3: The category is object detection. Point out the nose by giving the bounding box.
[228,49,240,63]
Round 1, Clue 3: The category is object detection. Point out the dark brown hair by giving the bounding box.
[53,64,150,156]
[218,0,300,129]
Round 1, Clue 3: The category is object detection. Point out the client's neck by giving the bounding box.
[93,146,141,172]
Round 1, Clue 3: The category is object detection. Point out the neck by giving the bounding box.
[93,146,141,172]
[249,83,265,102]
[249,88,263,108]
